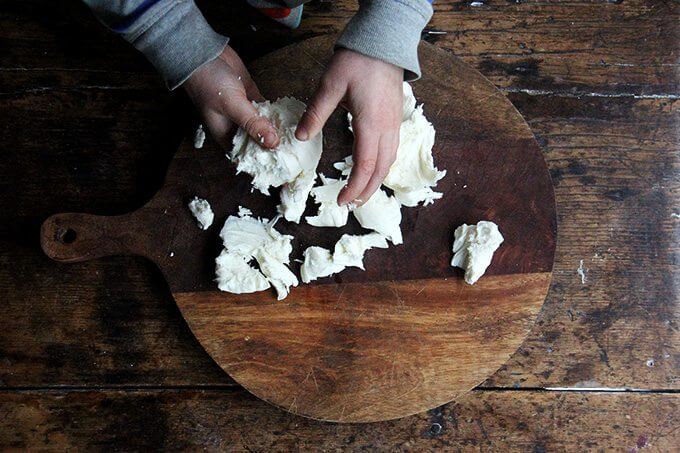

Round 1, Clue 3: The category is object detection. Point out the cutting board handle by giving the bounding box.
[40,212,153,263]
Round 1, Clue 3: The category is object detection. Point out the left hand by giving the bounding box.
[295,49,403,206]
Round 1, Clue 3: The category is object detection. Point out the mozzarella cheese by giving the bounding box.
[300,233,388,283]
[188,197,214,230]
[332,233,388,269]
[253,249,299,300]
[277,170,316,223]
[215,250,270,293]
[229,97,322,223]
[215,207,297,300]
[300,246,343,284]
[305,174,349,227]
[352,189,403,245]
[340,82,446,207]
[451,221,504,285]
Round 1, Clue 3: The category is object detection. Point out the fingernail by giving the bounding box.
[265,131,278,147]
[337,188,348,206]
[296,127,309,141]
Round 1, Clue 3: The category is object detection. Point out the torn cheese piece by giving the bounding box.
[215,250,270,293]
[451,221,504,285]
[277,170,316,223]
[353,189,403,245]
[341,82,446,207]
[305,174,349,227]
[254,249,299,300]
[333,233,388,270]
[387,101,446,206]
[188,197,214,230]
[219,210,292,262]
[215,207,297,299]
[300,233,388,283]
[300,246,344,284]
[229,97,322,223]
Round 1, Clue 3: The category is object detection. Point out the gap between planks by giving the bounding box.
[0,385,677,395]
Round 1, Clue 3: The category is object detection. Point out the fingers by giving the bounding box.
[295,79,345,141]
[203,110,233,149]
[337,126,379,206]
[355,131,398,203]
[242,74,265,103]
[223,88,279,148]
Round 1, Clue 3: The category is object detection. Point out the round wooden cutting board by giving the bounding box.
[41,36,556,422]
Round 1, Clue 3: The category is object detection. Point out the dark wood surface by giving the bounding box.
[0,0,678,448]
[1,389,678,451]
[40,37,556,422]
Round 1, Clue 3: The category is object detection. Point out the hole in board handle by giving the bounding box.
[56,228,77,244]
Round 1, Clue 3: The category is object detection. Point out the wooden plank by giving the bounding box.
[485,94,680,389]
[0,389,677,451]
[0,242,231,387]
[1,93,677,388]
[0,0,677,390]
[1,1,677,95]
[201,0,680,95]
[423,0,680,96]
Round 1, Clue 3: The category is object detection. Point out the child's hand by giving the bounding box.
[183,46,280,149]
[295,49,403,206]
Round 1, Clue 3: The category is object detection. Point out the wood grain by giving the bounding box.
[1,388,677,451]
[0,0,678,446]
[2,95,675,390]
[36,38,556,421]
[290,0,680,96]
[177,273,551,422]
[486,93,680,389]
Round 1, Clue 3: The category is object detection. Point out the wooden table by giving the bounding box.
[1,0,677,450]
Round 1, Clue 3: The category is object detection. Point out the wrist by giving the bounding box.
[336,0,433,81]
[130,1,229,90]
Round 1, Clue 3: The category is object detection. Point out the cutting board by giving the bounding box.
[41,36,556,422]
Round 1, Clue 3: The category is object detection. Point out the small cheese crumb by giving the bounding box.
[451,221,504,284]
[188,197,214,230]
[193,124,206,149]
[577,259,587,284]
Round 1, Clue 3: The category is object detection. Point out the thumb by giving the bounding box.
[225,89,279,149]
[295,80,345,141]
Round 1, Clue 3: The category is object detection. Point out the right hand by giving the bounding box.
[183,46,279,149]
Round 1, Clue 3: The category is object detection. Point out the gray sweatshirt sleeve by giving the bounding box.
[335,0,433,81]
[83,0,228,90]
